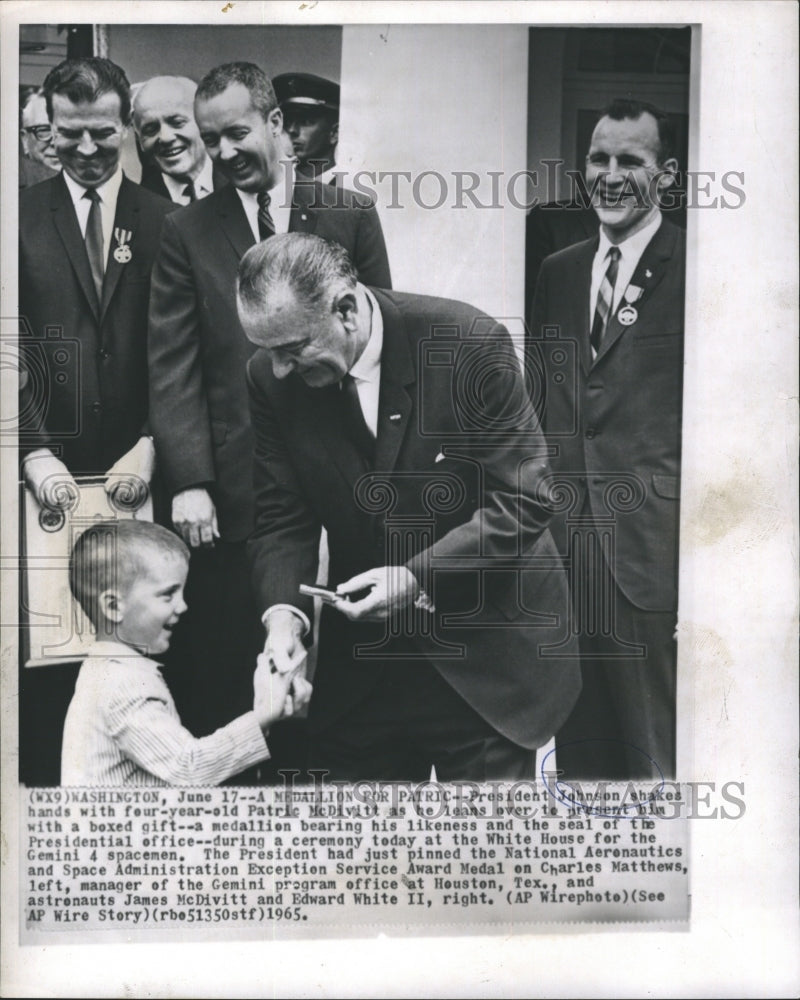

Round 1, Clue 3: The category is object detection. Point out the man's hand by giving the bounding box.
[22,449,79,511]
[334,566,419,622]
[263,608,308,675]
[253,652,313,731]
[104,436,156,506]
[172,487,219,548]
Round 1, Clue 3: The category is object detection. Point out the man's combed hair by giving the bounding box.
[42,57,132,124]
[237,232,358,318]
[69,520,188,628]
[196,62,277,121]
[601,98,677,164]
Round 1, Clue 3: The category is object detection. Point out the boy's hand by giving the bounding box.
[253,653,311,731]
[23,449,79,511]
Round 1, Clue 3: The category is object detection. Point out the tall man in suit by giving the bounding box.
[133,76,225,205]
[239,232,581,780]
[18,57,175,784]
[527,99,685,780]
[148,63,391,738]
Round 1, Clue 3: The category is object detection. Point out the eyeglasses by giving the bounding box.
[22,125,53,141]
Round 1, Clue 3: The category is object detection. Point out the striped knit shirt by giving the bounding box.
[61,641,269,786]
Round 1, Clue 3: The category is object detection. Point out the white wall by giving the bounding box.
[339,24,528,326]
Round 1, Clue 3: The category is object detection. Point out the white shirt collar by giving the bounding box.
[85,639,160,666]
[161,154,215,203]
[349,287,383,385]
[62,166,124,209]
[235,159,296,242]
[597,210,662,267]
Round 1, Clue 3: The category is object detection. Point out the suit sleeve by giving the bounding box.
[351,202,392,290]
[148,212,215,496]
[406,323,555,596]
[526,262,550,429]
[246,358,322,626]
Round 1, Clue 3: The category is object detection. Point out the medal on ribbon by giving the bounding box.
[618,283,643,326]
[113,228,133,264]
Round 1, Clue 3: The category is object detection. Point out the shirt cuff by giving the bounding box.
[262,604,311,637]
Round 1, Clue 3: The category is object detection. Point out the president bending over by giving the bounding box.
[239,233,580,782]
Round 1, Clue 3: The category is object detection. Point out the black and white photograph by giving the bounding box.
[1,1,797,997]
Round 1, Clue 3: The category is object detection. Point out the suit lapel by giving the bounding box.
[216,184,256,259]
[50,175,101,320]
[289,181,320,235]
[595,220,678,364]
[100,177,138,319]
[572,238,597,375]
[372,290,414,472]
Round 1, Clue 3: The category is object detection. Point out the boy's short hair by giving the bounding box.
[69,520,189,627]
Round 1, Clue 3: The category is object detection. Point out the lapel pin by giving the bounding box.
[435,451,445,463]
[112,227,132,263]
[389,412,402,422]
[645,268,653,278]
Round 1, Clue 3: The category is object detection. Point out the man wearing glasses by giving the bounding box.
[19,89,59,189]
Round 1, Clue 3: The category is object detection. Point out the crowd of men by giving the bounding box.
[18,55,684,786]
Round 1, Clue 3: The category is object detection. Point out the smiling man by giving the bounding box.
[18,57,176,785]
[526,99,685,781]
[239,232,580,781]
[133,76,223,205]
[19,89,59,188]
[147,62,391,743]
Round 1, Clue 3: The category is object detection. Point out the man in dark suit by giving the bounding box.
[18,57,175,785]
[148,62,391,738]
[527,99,685,780]
[132,76,225,205]
[239,232,581,781]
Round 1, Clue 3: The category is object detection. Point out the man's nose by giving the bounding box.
[157,121,177,145]
[76,130,97,155]
[286,121,300,137]
[218,135,238,160]
[271,355,295,379]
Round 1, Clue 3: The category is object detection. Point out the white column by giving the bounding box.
[339,24,528,326]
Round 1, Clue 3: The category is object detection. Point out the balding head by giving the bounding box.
[133,75,207,182]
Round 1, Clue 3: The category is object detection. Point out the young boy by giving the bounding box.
[61,520,310,786]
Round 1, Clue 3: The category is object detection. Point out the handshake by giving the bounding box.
[252,652,312,734]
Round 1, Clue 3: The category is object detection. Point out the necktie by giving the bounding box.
[257,190,276,241]
[590,245,621,355]
[83,188,105,305]
[183,180,196,203]
[339,373,375,462]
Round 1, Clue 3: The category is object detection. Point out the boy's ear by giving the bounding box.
[99,589,124,624]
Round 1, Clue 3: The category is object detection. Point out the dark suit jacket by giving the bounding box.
[148,180,392,542]
[19,173,175,473]
[247,288,581,750]
[527,218,685,612]
[138,160,228,202]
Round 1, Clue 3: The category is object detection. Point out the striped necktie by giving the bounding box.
[590,245,621,354]
[83,188,105,305]
[257,190,276,240]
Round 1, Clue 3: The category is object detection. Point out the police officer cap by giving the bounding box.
[273,73,340,114]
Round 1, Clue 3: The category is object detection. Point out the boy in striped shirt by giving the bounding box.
[61,520,309,785]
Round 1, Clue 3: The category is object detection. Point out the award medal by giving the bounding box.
[113,228,133,264]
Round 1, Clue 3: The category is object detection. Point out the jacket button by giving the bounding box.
[585,427,596,439]
[90,401,102,414]
[98,349,110,361]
